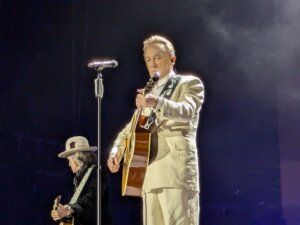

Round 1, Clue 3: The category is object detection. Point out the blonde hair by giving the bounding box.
[143,35,175,57]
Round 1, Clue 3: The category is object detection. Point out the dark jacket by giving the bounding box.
[68,166,108,225]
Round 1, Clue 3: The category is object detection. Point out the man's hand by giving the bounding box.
[107,156,120,173]
[51,204,70,221]
[135,89,158,108]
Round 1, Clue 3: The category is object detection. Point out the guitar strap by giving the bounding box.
[69,165,95,204]
[140,75,181,130]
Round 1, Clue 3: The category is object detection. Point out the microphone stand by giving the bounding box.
[88,59,117,225]
[94,68,104,225]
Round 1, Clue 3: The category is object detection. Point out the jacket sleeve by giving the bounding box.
[109,111,137,163]
[155,76,205,122]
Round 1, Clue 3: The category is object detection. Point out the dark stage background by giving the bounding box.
[0,0,299,225]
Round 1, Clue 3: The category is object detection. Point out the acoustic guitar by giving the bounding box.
[52,195,74,225]
[122,72,160,197]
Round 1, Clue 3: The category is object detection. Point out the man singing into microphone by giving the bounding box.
[107,34,205,225]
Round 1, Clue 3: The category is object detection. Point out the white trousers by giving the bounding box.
[142,188,200,225]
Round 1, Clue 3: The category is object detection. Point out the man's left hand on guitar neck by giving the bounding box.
[51,204,73,221]
[136,89,158,108]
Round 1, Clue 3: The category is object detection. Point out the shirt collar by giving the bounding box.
[156,70,175,87]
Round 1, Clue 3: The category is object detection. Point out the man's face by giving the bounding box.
[67,155,81,173]
[144,43,175,78]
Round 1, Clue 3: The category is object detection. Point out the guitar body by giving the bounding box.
[122,130,151,197]
[121,73,160,197]
[59,218,74,225]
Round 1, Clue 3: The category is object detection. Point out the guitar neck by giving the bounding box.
[53,195,61,210]
[53,196,74,225]
[129,73,159,133]
[130,108,142,132]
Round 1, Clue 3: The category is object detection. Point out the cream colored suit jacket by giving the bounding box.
[110,74,204,192]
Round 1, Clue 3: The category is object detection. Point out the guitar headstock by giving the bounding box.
[144,72,160,94]
[53,195,61,210]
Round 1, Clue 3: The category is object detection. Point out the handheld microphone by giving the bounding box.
[87,59,118,70]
